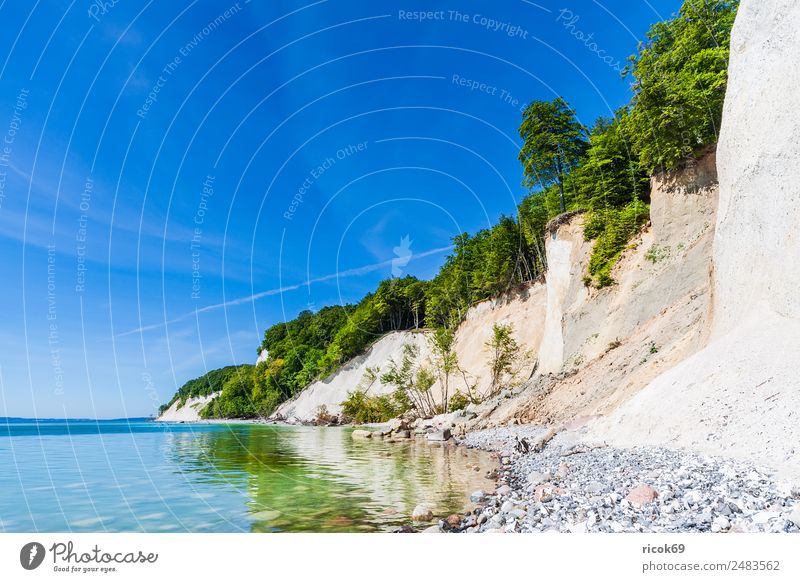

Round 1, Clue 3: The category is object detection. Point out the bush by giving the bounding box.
[448,391,472,412]
[585,200,650,287]
[340,390,409,424]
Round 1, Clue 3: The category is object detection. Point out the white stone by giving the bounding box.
[752,511,780,525]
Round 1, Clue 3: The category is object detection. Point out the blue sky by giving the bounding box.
[0,0,682,418]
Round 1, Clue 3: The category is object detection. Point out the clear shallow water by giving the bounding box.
[0,419,493,532]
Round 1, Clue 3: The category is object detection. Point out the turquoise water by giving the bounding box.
[0,419,493,532]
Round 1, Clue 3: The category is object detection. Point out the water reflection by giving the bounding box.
[180,425,494,532]
[0,421,494,533]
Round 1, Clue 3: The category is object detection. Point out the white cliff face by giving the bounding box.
[451,283,547,396]
[713,0,800,334]
[273,330,432,422]
[589,0,800,480]
[156,392,219,422]
[537,236,572,374]
[536,217,596,375]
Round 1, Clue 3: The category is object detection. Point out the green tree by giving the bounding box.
[519,97,588,213]
[625,0,738,171]
[428,328,458,413]
[485,323,521,394]
[380,343,437,417]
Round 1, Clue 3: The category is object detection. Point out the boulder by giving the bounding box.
[534,485,564,503]
[528,471,550,486]
[426,428,452,442]
[470,490,486,503]
[625,485,658,506]
[411,504,433,521]
[389,418,410,432]
[351,429,372,439]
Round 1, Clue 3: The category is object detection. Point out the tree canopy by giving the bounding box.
[519,97,588,213]
[624,0,738,172]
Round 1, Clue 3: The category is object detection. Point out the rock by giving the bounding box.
[533,485,564,503]
[445,514,461,528]
[711,516,730,533]
[500,500,515,513]
[487,516,504,529]
[426,428,452,442]
[389,418,410,432]
[351,429,372,439]
[752,511,780,525]
[626,485,658,506]
[531,428,558,453]
[395,430,411,439]
[411,504,433,521]
[684,490,704,505]
[392,525,415,533]
[585,481,605,495]
[477,513,488,525]
[420,525,441,533]
[528,471,549,486]
[787,508,800,528]
[496,484,512,496]
[470,490,486,503]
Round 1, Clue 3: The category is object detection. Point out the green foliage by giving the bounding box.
[625,0,738,172]
[340,390,409,424]
[319,277,427,374]
[448,391,472,412]
[519,97,589,213]
[585,200,650,288]
[645,244,671,263]
[517,0,737,286]
[380,343,439,417]
[428,327,458,413]
[164,365,254,411]
[199,365,258,419]
[424,214,545,329]
[485,323,522,394]
[572,111,650,212]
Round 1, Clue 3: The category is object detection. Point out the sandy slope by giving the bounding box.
[588,0,800,481]
[469,148,718,429]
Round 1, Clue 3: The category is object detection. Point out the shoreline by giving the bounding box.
[449,425,800,533]
[153,415,800,534]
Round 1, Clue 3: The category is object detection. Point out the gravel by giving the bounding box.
[450,426,800,533]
